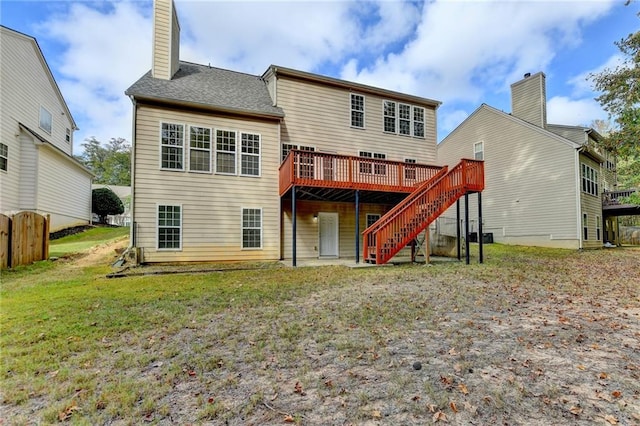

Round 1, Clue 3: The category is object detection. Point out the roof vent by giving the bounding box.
[524,72,531,78]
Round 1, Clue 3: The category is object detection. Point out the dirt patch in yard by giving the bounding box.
[2,246,639,425]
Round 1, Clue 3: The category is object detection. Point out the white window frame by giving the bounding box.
[188,125,212,173]
[39,106,52,134]
[157,204,182,250]
[359,151,386,175]
[241,207,263,249]
[398,103,411,136]
[215,129,237,175]
[282,143,297,162]
[65,128,71,143]
[350,93,365,129]
[583,212,588,241]
[413,106,425,138]
[405,158,417,180]
[581,163,598,196]
[383,100,396,133]
[596,215,601,241]
[366,213,381,229]
[0,143,8,172]
[240,132,261,177]
[160,122,185,171]
[474,141,484,161]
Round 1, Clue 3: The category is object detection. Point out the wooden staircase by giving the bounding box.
[363,159,484,264]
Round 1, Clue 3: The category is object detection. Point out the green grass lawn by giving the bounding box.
[49,226,129,258]
[1,242,639,425]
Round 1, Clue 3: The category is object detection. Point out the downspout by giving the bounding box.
[574,149,582,249]
[129,96,137,249]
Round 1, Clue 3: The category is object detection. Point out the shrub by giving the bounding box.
[92,188,124,224]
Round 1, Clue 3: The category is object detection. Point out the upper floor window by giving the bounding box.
[359,151,386,175]
[474,141,484,160]
[39,106,52,134]
[189,126,211,173]
[384,101,426,138]
[405,158,416,180]
[383,100,396,133]
[399,104,411,136]
[581,163,598,196]
[65,128,71,143]
[160,123,184,170]
[0,143,8,172]
[240,133,260,176]
[413,107,425,138]
[351,94,365,128]
[216,130,237,174]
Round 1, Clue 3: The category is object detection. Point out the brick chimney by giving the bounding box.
[511,72,547,128]
[152,0,180,80]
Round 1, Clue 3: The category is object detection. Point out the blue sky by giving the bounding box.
[1,0,638,156]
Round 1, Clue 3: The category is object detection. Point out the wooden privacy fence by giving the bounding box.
[0,211,50,269]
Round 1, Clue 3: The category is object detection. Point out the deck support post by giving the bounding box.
[355,190,360,264]
[456,199,461,261]
[478,191,483,264]
[464,192,470,265]
[292,186,297,267]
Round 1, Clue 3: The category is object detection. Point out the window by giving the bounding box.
[581,163,598,196]
[242,208,262,249]
[0,143,8,171]
[158,205,181,250]
[160,123,184,170]
[282,143,297,162]
[359,151,386,175]
[39,106,52,134]
[189,126,211,172]
[351,94,365,128]
[65,128,71,143]
[383,100,396,133]
[298,145,315,178]
[474,141,484,160]
[583,213,588,241]
[413,107,425,138]
[405,158,416,180]
[366,213,381,229]
[399,103,411,136]
[216,130,236,174]
[596,215,601,241]
[240,133,260,176]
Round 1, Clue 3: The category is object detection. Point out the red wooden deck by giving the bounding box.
[279,150,444,196]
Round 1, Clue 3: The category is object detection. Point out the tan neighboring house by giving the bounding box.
[125,0,483,264]
[437,72,618,249]
[0,26,92,232]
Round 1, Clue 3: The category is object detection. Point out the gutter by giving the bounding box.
[574,149,583,249]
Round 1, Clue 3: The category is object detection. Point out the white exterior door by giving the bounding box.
[318,212,339,257]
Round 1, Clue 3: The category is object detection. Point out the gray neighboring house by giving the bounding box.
[0,26,93,231]
[437,72,620,249]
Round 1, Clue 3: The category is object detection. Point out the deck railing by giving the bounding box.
[603,189,639,206]
[279,150,443,196]
[363,159,484,264]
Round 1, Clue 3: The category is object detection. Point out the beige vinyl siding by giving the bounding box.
[152,0,173,80]
[437,106,580,249]
[546,125,585,145]
[18,132,38,210]
[281,200,393,259]
[36,146,92,231]
[579,154,603,249]
[275,77,437,164]
[133,104,281,263]
[511,72,546,128]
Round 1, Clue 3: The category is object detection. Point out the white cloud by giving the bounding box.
[38,1,152,151]
[568,53,624,96]
[547,96,607,127]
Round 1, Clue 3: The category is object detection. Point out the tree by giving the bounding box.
[92,187,124,224]
[77,137,131,186]
[589,27,640,158]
